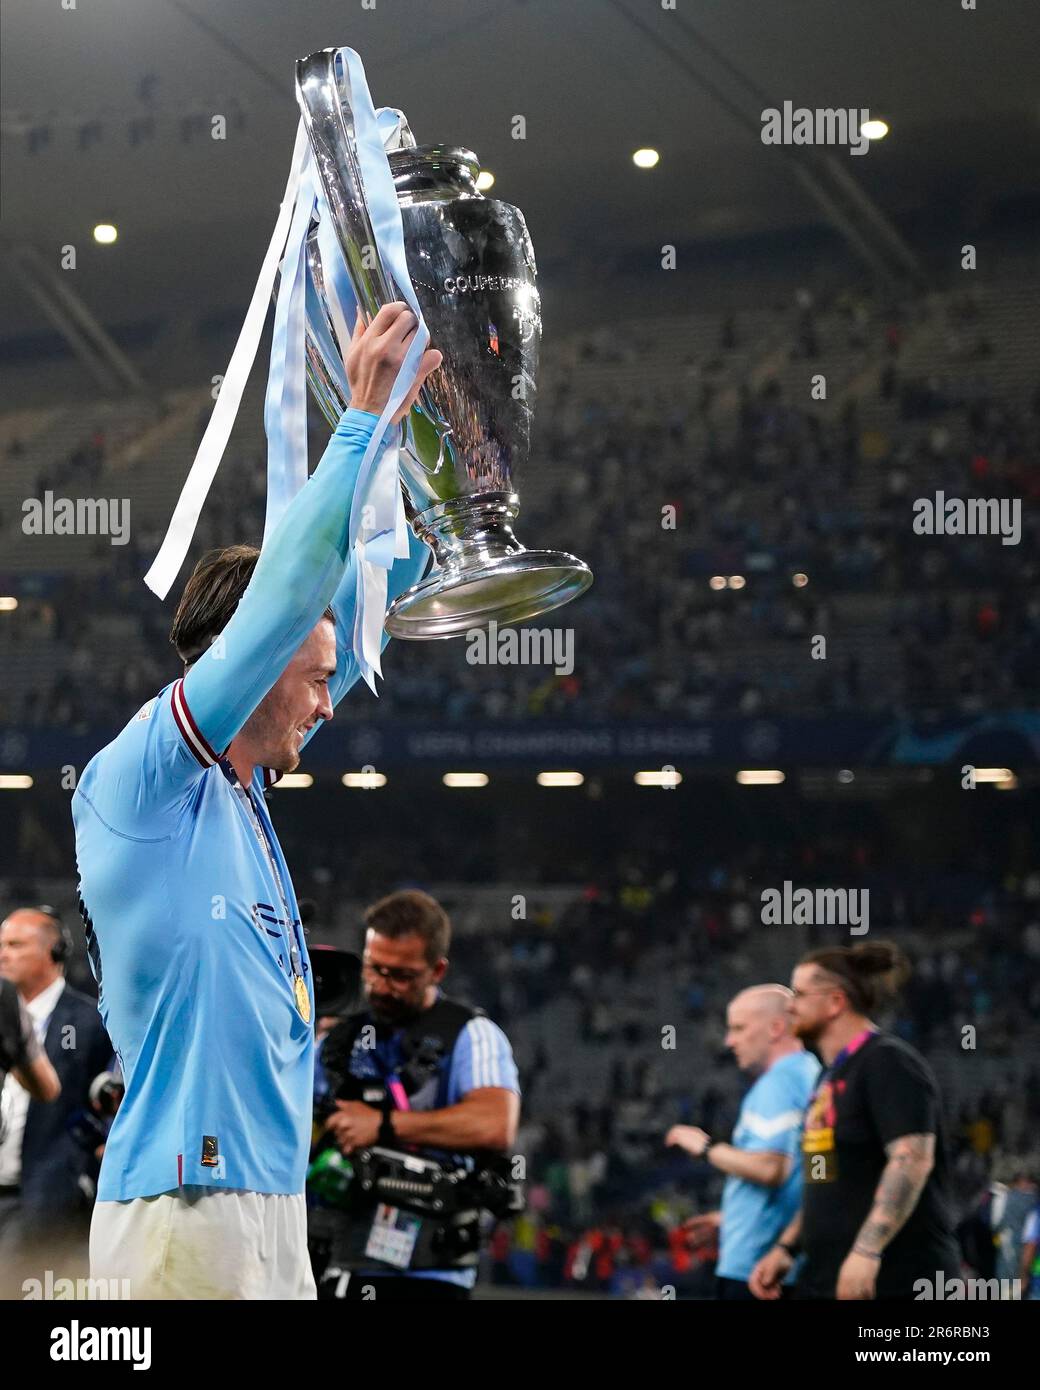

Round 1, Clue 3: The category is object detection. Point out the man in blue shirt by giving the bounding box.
[667,984,819,1299]
[74,304,441,1299]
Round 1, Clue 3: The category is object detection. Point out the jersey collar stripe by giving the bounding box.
[171,679,219,767]
[263,768,283,787]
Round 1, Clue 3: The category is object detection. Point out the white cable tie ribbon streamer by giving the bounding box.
[144,117,311,599]
[355,434,411,688]
[335,46,432,692]
[263,160,315,541]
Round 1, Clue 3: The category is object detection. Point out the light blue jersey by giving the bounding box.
[716,1049,820,1282]
[73,409,429,1202]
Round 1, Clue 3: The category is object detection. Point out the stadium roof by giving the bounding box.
[1,0,1039,340]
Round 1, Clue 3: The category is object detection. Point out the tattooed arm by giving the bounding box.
[855,1132,936,1255]
[835,1132,935,1299]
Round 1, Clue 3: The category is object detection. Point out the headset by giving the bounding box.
[34,904,75,966]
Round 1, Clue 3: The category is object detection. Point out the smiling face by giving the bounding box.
[238,619,335,773]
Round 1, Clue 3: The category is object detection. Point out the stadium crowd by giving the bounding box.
[3,279,1040,732]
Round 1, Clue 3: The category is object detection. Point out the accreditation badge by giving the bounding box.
[365,1204,421,1269]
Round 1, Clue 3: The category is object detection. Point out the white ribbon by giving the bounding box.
[262,159,315,541]
[334,48,430,692]
[144,55,426,697]
[144,118,311,599]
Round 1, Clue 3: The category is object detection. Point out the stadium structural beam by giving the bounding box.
[788,158,921,289]
[4,243,153,401]
[817,154,924,285]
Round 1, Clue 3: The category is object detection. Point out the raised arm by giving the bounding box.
[183,304,441,755]
[301,485,431,743]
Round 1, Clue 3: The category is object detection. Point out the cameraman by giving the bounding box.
[315,890,520,1301]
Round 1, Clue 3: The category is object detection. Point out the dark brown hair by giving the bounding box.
[363,889,451,966]
[170,544,333,667]
[800,941,911,1015]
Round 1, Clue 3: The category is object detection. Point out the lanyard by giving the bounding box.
[365,1035,411,1112]
[810,1026,877,1102]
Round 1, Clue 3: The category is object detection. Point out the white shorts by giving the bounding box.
[90,1187,317,1300]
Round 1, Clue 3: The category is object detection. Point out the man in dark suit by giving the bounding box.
[0,905,113,1287]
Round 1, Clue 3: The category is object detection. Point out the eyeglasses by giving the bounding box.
[362,959,428,986]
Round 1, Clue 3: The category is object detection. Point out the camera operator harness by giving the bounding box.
[311,996,521,1274]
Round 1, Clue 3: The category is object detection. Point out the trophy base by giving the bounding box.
[385,552,592,640]
[384,493,592,640]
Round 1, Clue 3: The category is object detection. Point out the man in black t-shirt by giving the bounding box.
[749,942,960,1301]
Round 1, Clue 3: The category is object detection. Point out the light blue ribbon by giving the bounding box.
[334,46,432,693]
[263,158,315,541]
[147,52,424,695]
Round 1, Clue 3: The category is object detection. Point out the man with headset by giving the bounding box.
[0,905,113,1283]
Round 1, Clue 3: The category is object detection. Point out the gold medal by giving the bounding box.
[294,974,311,1023]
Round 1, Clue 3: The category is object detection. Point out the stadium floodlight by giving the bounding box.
[0,597,18,612]
[728,575,746,589]
[736,770,785,785]
[792,573,809,587]
[633,148,660,168]
[93,224,118,245]
[0,775,33,790]
[342,771,387,789]
[536,771,584,787]
[709,576,727,591]
[634,769,683,787]
[443,772,489,788]
[974,768,1014,784]
[476,170,495,191]
[274,773,313,788]
[861,119,890,141]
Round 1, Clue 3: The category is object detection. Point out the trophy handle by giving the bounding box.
[296,48,446,433]
[296,48,395,321]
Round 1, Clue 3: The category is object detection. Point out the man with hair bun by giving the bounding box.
[749,942,960,1300]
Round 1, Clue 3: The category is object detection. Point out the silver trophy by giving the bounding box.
[295,48,592,639]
